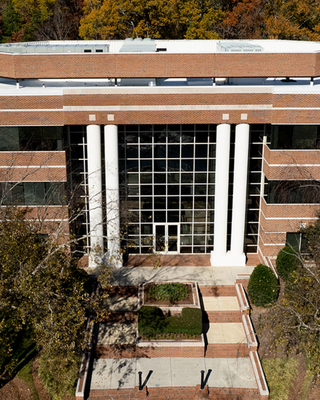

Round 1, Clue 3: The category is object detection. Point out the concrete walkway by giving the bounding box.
[91,357,258,390]
[110,266,254,286]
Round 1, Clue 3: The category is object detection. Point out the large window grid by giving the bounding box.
[244,125,265,253]
[66,126,90,254]
[119,124,216,254]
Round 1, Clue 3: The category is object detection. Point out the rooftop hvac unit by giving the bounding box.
[217,42,263,52]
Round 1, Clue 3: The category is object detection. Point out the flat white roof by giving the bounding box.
[1,39,320,54]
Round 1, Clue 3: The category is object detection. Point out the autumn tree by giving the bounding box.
[265,0,320,40]
[267,214,320,374]
[219,0,267,39]
[0,208,110,392]
[79,0,224,40]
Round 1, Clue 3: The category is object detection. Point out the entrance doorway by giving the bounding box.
[154,224,179,253]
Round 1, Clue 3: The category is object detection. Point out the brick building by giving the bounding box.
[0,38,319,268]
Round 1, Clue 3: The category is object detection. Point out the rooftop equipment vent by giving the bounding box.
[119,38,156,52]
[217,42,263,52]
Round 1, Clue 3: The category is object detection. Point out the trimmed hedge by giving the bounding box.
[248,264,279,307]
[138,306,202,337]
[276,246,301,282]
[138,306,166,336]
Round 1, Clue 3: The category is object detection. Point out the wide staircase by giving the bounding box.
[80,280,268,400]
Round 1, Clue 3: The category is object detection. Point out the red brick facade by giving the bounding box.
[0,52,318,79]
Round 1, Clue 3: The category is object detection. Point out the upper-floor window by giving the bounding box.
[0,182,66,205]
[0,127,63,151]
[264,179,320,204]
[269,125,320,150]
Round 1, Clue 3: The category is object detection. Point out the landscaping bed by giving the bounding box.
[143,282,193,306]
[139,282,200,312]
[137,282,203,348]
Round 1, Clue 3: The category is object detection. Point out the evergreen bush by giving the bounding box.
[276,246,301,281]
[138,306,202,337]
[248,264,279,307]
[138,306,166,336]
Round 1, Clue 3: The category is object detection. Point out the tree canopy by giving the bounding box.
[2,0,320,42]
[0,208,109,383]
[267,214,320,374]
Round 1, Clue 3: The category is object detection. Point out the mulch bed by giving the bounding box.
[143,283,193,306]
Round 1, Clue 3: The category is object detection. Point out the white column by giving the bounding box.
[211,124,230,266]
[229,123,250,266]
[87,125,103,268]
[104,125,121,267]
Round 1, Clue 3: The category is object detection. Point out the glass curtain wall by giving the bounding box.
[119,124,216,254]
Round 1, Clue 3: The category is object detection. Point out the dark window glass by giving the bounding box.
[154,173,166,183]
[195,160,207,171]
[127,145,138,158]
[168,160,180,171]
[168,145,180,158]
[154,145,166,158]
[141,197,152,209]
[141,185,152,195]
[196,174,207,183]
[140,174,152,183]
[196,144,207,157]
[181,159,193,172]
[168,173,180,183]
[154,198,166,209]
[154,211,165,222]
[168,197,180,209]
[181,173,193,183]
[141,224,153,234]
[181,185,193,195]
[154,185,166,196]
[182,145,193,158]
[168,211,179,222]
[140,160,152,172]
[168,185,179,195]
[140,145,152,158]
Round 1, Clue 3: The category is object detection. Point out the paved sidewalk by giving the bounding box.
[110,266,254,286]
[91,357,258,390]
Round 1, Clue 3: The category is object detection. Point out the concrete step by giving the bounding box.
[202,296,241,322]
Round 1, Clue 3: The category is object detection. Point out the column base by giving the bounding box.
[210,251,246,267]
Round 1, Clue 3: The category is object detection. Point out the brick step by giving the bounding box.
[102,311,137,324]
[107,286,138,297]
[88,386,261,400]
[95,344,204,358]
[199,285,237,297]
[205,343,249,358]
[206,310,241,323]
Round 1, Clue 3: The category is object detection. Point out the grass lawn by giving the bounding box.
[261,358,298,400]
[17,360,39,400]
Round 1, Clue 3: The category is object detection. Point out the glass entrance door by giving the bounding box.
[154,224,179,253]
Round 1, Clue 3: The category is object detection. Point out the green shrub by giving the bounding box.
[138,306,202,337]
[181,308,202,335]
[38,354,81,400]
[276,246,301,281]
[248,264,279,307]
[138,306,166,336]
[148,283,188,303]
